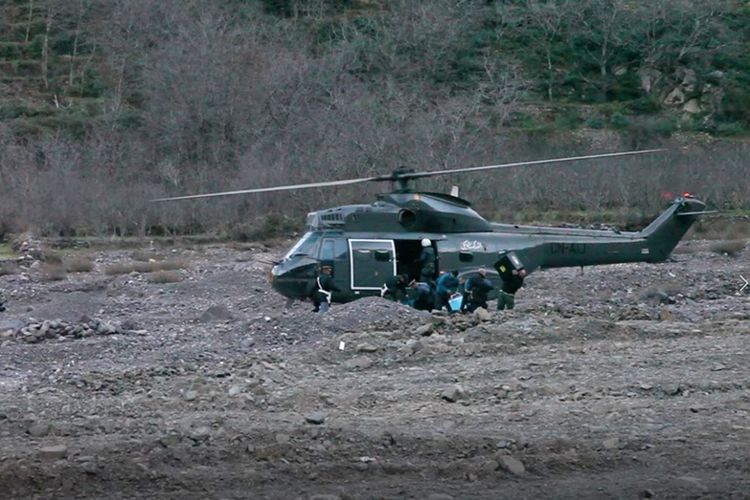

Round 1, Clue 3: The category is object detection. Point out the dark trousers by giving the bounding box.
[496,291,515,310]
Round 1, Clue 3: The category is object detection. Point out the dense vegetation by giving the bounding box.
[0,0,749,237]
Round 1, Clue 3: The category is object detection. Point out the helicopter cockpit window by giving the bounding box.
[282,232,319,260]
[320,239,335,262]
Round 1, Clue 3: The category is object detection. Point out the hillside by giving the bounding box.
[0,0,749,237]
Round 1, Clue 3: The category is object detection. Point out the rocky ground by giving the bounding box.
[0,238,749,499]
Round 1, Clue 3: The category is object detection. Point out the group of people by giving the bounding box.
[306,237,527,314]
[381,239,527,313]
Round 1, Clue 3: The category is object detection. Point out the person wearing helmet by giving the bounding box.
[417,238,436,283]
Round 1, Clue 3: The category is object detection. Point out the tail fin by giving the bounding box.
[640,197,709,262]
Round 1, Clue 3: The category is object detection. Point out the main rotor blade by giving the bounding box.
[404,149,666,180]
[151,176,378,202]
[151,149,665,202]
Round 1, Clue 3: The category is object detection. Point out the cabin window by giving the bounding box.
[374,250,391,262]
[353,249,372,261]
[459,251,474,262]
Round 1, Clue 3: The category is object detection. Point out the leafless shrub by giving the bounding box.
[64,255,95,273]
[41,262,67,281]
[1,3,748,240]
[134,260,187,272]
[104,259,188,275]
[43,251,63,264]
[147,270,183,284]
[672,244,697,255]
[130,250,160,262]
[0,261,20,276]
[104,263,132,275]
[709,240,747,257]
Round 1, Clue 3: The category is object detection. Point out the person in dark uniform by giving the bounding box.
[310,265,340,313]
[461,268,494,313]
[435,270,459,311]
[408,279,435,311]
[381,273,409,303]
[417,238,436,283]
[495,254,527,310]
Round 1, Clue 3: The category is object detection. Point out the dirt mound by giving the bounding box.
[324,296,430,329]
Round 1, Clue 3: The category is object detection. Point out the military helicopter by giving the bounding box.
[153,150,711,303]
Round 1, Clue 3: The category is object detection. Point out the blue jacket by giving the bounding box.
[464,276,494,303]
[436,273,459,295]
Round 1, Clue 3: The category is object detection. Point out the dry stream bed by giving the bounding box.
[0,239,749,499]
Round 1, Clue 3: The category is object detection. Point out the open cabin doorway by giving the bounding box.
[394,239,435,282]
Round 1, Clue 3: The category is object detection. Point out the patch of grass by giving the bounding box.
[0,243,16,260]
[104,259,188,275]
[64,255,95,273]
[147,271,183,284]
[709,239,747,257]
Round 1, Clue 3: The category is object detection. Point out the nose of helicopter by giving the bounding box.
[269,260,317,299]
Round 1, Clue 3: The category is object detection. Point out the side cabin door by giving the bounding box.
[349,239,396,290]
[319,237,349,290]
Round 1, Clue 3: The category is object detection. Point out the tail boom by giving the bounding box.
[501,197,706,271]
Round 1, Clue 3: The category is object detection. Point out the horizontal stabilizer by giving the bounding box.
[676,210,718,216]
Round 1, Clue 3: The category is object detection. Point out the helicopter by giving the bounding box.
[153,150,712,304]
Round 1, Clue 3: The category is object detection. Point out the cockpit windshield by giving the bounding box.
[282,232,320,260]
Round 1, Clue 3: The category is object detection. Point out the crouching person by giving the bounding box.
[408,280,435,311]
[435,270,459,311]
[381,273,409,304]
[461,268,494,313]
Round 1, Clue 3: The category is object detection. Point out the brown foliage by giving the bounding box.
[64,255,95,273]
[0,2,747,238]
[709,240,747,257]
[40,262,67,281]
[147,270,183,284]
[104,259,188,275]
[130,250,161,262]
